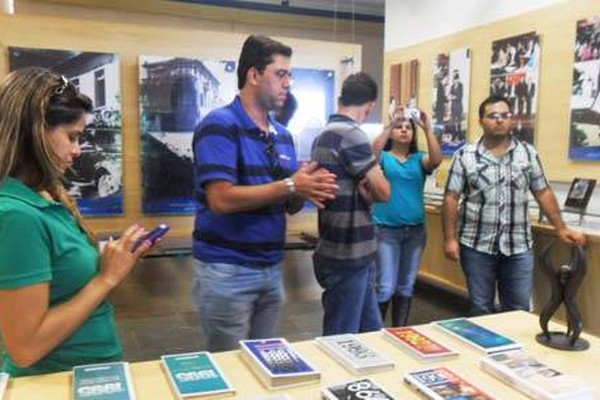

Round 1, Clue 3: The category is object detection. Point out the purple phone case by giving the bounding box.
[133,224,170,251]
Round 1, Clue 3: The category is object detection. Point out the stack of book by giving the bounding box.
[404,367,494,400]
[240,338,321,389]
[481,350,593,400]
[433,317,522,354]
[161,351,235,398]
[383,326,458,361]
[322,378,396,400]
[73,362,136,400]
[316,334,394,374]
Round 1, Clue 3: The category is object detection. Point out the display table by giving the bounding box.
[6,311,599,399]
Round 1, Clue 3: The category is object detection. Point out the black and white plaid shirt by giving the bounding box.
[445,137,548,255]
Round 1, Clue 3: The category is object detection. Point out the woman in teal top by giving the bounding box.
[0,68,152,376]
[371,108,442,326]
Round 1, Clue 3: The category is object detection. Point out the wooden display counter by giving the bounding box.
[5,311,599,399]
[421,206,600,336]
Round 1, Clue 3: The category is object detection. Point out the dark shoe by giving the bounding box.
[391,295,412,327]
[378,301,390,325]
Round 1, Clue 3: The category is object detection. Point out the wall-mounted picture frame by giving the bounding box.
[9,46,124,216]
[564,177,596,211]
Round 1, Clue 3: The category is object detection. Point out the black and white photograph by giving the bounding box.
[432,48,471,155]
[9,47,123,216]
[565,178,596,210]
[570,16,600,160]
[139,56,237,214]
[489,31,540,145]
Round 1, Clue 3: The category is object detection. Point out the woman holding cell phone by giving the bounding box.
[0,68,156,376]
[371,106,442,326]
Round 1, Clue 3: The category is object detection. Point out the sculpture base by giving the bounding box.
[536,331,589,351]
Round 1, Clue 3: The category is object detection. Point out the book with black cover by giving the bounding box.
[322,378,396,400]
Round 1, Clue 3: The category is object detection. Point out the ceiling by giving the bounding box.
[171,0,385,22]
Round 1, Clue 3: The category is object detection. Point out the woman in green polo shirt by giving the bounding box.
[0,68,151,376]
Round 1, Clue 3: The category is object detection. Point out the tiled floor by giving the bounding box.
[115,255,469,362]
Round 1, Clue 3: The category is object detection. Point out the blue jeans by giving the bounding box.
[459,245,533,316]
[375,225,426,302]
[193,260,284,352]
[314,262,382,335]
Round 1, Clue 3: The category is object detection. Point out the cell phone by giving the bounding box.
[132,223,170,252]
[404,108,421,122]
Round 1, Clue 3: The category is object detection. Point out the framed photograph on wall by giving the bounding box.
[139,56,237,214]
[564,178,596,211]
[489,31,541,145]
[432,48,471,155]
[388,59,419,119]
[9,46,124,216]
[569,16,600,160]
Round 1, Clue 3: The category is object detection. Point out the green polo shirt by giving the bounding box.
[0,177,122,376]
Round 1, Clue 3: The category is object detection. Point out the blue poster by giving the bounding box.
[9,47,124,216]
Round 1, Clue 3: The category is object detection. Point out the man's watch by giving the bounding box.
[284,177,296,194]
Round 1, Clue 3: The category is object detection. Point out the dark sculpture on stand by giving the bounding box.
[535,240,589,351]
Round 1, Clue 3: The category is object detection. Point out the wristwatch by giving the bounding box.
[284,177,296,194]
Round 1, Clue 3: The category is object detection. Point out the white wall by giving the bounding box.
[385,0,566,51]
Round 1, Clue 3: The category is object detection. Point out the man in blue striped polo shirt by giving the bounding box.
[312,72,391,335]
[192,35,338,351]
[443,95,586,316]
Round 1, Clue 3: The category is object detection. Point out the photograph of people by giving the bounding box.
[371,106,442,326]
[0,67,153,376]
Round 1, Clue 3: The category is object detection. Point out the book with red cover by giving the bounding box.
[383,327,458,361]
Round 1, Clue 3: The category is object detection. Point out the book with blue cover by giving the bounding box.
[73,361,136,400]
[161,351,235,398]
[433,318,522,354]
[240,338,320,389]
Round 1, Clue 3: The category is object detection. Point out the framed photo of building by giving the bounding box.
[9,47,124,216]
[569,16,600,160]
[139,56,237,214]
[489,31,540,145]
[432,48,471,155]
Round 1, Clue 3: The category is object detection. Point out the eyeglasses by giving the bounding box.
[274,69,293,82]
[265,134,288,180]
[484,112,513,120]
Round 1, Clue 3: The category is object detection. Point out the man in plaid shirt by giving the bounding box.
[442,95,586,316]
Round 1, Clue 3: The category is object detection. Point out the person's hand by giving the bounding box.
[292,162,339,208]
[98,224,151,289]
[415,109,434,133]
[444,238,460,261]
[557,227,586,246]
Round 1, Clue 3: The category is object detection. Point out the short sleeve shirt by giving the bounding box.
[0,178,121,376]
[311,114,377,268]
[192,96,298,266]
[445,137,548,255]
